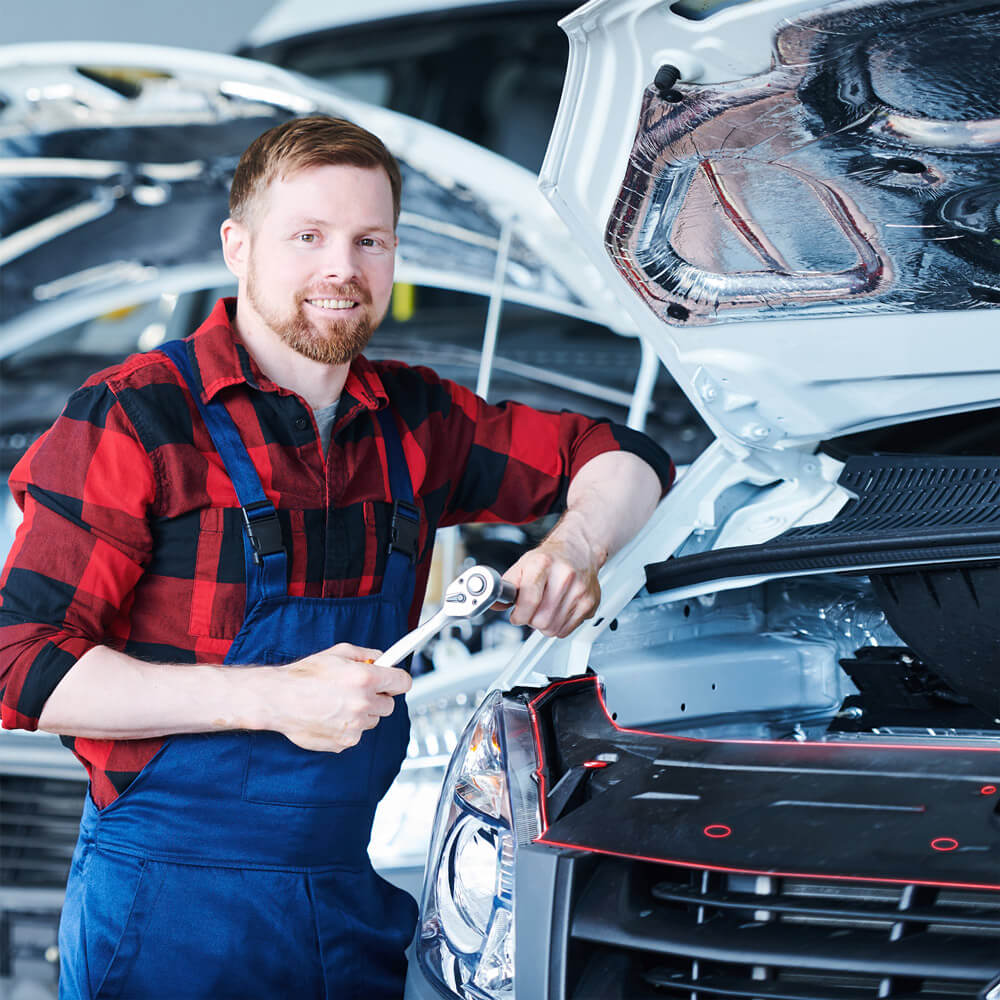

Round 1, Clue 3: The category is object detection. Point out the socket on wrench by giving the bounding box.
[374,565,517,668]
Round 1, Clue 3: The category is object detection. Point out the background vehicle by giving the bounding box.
[405,0,1000,996]
[239,0,577,173]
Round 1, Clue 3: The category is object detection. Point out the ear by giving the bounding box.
[221,217,250,280]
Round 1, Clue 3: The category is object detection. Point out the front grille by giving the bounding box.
[563,857,1000,999]
[0,775,85,889]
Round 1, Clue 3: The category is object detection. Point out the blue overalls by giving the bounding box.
[58,339,420,999]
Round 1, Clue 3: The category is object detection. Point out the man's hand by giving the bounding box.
[502,451,663,639]
[269,643,412,752]
[503,515,602,638]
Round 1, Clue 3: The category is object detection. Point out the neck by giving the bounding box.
[233,297,350,411]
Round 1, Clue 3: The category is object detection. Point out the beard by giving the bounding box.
[246,268,380,366]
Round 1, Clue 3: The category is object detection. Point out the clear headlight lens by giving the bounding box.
[437,818,501,951]
[417,690,537,999]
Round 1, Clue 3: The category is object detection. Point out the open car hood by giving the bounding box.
[0,42,630,357]
[542,0,1000,453]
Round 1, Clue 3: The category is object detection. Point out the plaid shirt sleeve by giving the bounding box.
[378,363,674,528]
[0,379,155,731]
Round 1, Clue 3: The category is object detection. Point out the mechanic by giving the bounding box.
[0,115,672,999]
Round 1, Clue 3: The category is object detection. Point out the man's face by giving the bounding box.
[237,163,397,365]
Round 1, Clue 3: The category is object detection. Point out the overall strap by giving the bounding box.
[376,407,419,602]
[158,339,288,606]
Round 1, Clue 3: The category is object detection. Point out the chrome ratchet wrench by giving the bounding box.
[374,565,517,668]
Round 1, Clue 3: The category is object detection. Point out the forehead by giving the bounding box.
[255,163,394,226]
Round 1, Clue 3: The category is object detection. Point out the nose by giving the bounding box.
[319,236,362,284]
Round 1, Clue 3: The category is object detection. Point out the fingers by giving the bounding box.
[286,687,398,751]
[371,692,398,718]
[328,645,412,692]
[544,574,600,637]
[505,550,600,638]
[372,663,413,697]
[505,560,539,628]
[313,644,411,694]
[275,645,410,752]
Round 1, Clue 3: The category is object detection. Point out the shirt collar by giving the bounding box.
[186,297,390,415]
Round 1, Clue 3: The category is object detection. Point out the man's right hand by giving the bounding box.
[269,643,413,752]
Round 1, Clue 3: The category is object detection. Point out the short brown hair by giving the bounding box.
[229,115,403,227]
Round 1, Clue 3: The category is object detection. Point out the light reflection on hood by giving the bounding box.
[605,0,1000,328]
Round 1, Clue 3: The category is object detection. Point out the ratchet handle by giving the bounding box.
[373,610,447,669]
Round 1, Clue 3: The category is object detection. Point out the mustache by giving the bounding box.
[299,283,371,304]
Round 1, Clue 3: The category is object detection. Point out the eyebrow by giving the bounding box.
[293,216,393,233]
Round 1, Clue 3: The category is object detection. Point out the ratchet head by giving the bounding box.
[372,564,519,669]
[442,565,517,618]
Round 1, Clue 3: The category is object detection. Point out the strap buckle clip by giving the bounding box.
[388,500,420,562]
[241,500,285,565]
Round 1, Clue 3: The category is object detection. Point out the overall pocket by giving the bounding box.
[81,850,157,999]
[95,860,323,999]
[242,729,378,806]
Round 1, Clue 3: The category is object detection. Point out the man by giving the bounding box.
[0,116,672,998]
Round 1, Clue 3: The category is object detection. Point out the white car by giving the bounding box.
[404,0,1000,996]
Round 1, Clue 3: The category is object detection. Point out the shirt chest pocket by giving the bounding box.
[188,507,250,640]
[188,507,308,640]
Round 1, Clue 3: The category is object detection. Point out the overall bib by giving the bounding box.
[58,339,420,999]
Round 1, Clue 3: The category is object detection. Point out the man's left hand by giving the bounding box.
[500,451,665,639]
[502,512,602,638]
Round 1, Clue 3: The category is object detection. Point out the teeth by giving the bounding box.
[310,299,356,310]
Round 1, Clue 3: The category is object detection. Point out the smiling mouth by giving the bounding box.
[307,298,359,310]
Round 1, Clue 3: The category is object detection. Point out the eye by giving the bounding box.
[297,232,317,244]
[359,237,378,248]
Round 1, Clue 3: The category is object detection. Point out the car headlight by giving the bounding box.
[370,686,486,872]
[416,690,538,998]
[370,640,522,874]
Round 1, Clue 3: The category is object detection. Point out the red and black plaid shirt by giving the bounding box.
[0,298,673,807]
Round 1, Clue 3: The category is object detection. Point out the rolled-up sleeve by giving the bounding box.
[436,376,675,526]
[0,382,155,731]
